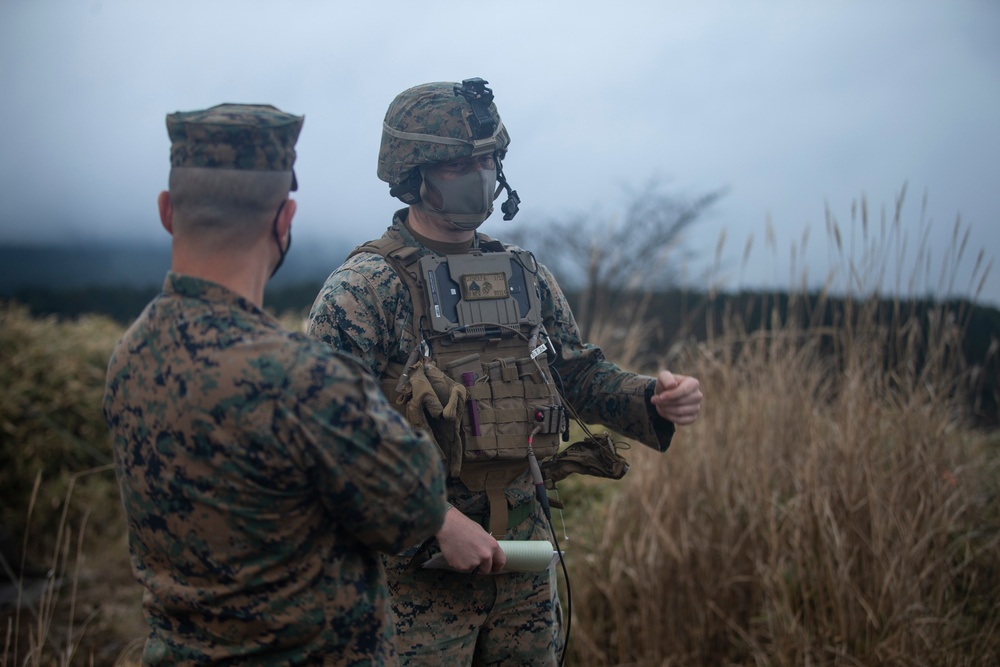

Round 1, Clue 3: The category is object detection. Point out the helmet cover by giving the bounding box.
[377,80,511,190]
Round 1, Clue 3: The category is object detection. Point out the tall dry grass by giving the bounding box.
[562,190,999,665]
[565,319,999,665]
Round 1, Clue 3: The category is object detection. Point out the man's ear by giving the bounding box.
[277,198,297,241]
[158,191,173,235]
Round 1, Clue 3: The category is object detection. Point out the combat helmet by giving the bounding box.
[378,78,520,222]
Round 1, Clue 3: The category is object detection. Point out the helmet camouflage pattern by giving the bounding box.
[377,79,511,190]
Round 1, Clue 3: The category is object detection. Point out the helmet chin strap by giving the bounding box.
[419,167,497,231]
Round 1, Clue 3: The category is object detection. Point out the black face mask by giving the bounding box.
[269,200,291,279]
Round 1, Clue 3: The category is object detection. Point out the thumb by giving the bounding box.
[656,370,678,392]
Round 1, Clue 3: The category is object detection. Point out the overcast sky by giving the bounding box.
[2,0,998,306]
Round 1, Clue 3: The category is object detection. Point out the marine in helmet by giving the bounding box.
[307,79,703,665]
[378,77,520,232]
[104,103,448,665]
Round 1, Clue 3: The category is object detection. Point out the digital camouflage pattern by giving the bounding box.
[377,82,510,187]
[167,103,303,182]
[385,511,561,666]
[104,272,448,665]
[306,213,675,664]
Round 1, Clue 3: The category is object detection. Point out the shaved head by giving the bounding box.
[168,168,291,249]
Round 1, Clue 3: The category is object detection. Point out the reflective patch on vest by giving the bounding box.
[461,272,509,300]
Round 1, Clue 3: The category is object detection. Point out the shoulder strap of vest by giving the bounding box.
[475,231,507,254]
[349,227,428,341]
[349,227,421,265]
[351,227,508,260]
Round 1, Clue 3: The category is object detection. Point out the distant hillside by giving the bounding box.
[0,239,352,294]
[0,240,354,322]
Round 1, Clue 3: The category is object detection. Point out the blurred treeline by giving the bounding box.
[10,283,999,428]
[642,290,1000,428]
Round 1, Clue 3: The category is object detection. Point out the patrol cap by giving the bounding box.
[166,103,304,190]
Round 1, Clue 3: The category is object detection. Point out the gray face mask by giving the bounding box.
[419,167,498,231]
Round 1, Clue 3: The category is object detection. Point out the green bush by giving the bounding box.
[0,302,125,567]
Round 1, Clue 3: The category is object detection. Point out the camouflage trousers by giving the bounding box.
[384,510,563,666]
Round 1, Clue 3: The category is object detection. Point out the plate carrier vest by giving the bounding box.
[350,228,566,534]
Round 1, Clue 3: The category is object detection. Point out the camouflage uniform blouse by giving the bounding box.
[104,272,448,665]
[307,213,674,519]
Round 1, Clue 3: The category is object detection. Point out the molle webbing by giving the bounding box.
[381,340,563,478]
[352,229,564,476]
[445,344,561,459]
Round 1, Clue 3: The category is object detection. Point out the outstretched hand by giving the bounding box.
[650,370,702,425]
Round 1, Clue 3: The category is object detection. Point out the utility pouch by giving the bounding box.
[540,432,630,486]
[441,352,563,466]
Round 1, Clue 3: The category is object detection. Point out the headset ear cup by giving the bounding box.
[389,169,424,205]
[495,155,520,221]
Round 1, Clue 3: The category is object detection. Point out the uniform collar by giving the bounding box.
[163,271,270,320]
[392,208,482,254]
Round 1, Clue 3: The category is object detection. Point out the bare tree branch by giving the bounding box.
[504,180,725,349]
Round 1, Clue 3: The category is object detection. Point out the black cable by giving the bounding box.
[548,360,605,444]
[510,249,540,276]
[546,497,571,667]
[529,446,571,667]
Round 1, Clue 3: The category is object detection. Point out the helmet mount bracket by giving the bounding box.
[454,78,496,140]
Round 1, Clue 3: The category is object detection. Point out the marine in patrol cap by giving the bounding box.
[166,103,304,190]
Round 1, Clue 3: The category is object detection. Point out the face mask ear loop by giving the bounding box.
[269,200,290,279]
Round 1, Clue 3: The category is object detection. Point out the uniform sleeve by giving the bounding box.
[307,258,402,378]
[285,348,447,554]
[539,263,675,451]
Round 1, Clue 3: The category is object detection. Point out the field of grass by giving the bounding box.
[558,295,999,665]
[2,203,998,664]
[553,200,1000,666]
